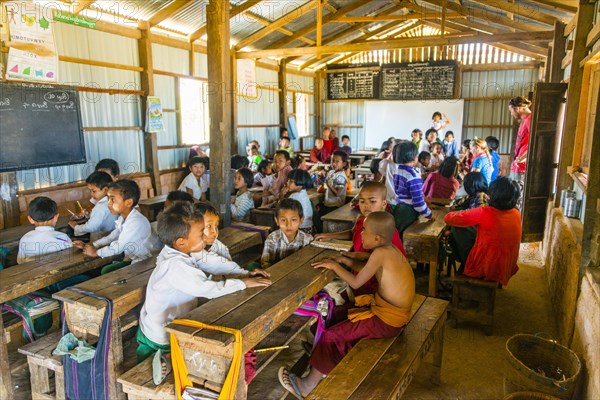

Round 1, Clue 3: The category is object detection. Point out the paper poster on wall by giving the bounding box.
[146,97,164,132]
[237,59,257,99]
[5,5,58,82]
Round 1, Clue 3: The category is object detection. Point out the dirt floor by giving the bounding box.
[8,242,556,400]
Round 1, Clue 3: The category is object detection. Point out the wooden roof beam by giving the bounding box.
[265,0,371,50]
[330,12,465,22]
[244,11,314,44]
[417,0,539,32]
[526,0,578,14]
[467,0,559,26]
[146,0,195,28]
[235,1,317,50]
[69,0,95,15]
[237,30,554,59]
[188,0,264,43]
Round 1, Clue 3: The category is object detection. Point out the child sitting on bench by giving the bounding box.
[74,180,154,269]
[137,202,271,361]
[314,181,406,295]
[18,197,72,264]
[261,199,313,268]
[279,211,415,397]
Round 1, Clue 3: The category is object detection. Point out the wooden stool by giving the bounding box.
[450,275,498,335]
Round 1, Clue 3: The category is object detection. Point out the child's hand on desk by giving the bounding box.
[249,268,271,278]
[312,259,342,271]
[313,233,333,242]
[72,240,86,249]
[242,277,271,288]
[82,244,98,257]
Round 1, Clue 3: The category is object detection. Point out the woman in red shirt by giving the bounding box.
[422,156,460,200]
[444,177,521,286]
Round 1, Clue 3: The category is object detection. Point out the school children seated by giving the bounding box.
[329,128,340,150]
[445,177,521,285]
[17,197,72,264]
[231,154,249,169]
[137,202,270,361]
[95,158,119,181]
[417,151,431,176]
[486,135,501,182]
[393,141,433,236]
[419,128,437,154]
[316,150,349,218]
[454,171,489,210]
[193,203,231,261]
[410,128,422,148]
[315,181,406,295]
[262,150,293,207]
[279,212,415,397]
[428,142,444,171]
[293,154,308,170]
[69,171,118,241]
[178,156,210,202]
[422,156,460,200]
[254,159,273,187]
[261,199,313,268]
[378,153,398,206]
[285,169,314,233]
[470,138,494,185]
[73,180,154,266]
[459,139,474,176]
[310,138,329,163]
[165,190,194,209]
[369,158,383,182]
[246,143,263,171]
[321,127,335,156]
[339,135,351,156]
[278,135,294,158]
[231,168,255,222]
[443,130,459,157]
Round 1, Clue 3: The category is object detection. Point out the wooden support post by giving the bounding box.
[0,312,13,400]
[314,71,322,148]
[207,1,233,226]
[138,22,162,196]
[0,172,20,229]
[555,0,595,206]
[549,21,566,83]
[316,0,322,59]
[231,51,238,154]
[278,59,288,133]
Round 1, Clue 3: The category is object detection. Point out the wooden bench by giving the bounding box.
[161,245,335,398]
[348,154,366,166]
[322,203,360,233]
[403,207,450,297]
[250,208,277,230]
[450,275,498,335]
[0,248,119,400]
[308,295,448,399]
[138,194,168,222]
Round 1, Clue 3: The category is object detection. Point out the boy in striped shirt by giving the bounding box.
[392,141,434,237]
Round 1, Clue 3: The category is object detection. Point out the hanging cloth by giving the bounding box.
[170,319,243,400]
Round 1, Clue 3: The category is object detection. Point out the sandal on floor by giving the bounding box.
[152,349,171,386]
[278,367,304,400]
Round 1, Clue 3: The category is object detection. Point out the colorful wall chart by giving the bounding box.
[5,6,58,82]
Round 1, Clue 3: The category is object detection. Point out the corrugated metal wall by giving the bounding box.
[17,23,144,190]
[462,68,540,153]
[322,101,367,150]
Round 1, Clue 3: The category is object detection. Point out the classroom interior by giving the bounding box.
[0,0,599,399]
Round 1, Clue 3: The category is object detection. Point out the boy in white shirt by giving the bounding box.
[74,180,154,267]
[18,197,72,264]
[137,202,271,361]
[69,171,117,242]
[178,156,210,201]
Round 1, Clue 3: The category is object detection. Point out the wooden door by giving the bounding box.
[521,82,567,242]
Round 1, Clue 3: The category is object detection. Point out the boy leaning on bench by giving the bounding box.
[279,211,416,398]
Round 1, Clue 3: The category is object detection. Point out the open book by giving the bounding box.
[310,240,353,252]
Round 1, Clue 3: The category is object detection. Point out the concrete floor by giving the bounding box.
[8,243,555,400]
[250,242,557,400]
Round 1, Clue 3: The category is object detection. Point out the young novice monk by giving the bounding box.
[137,202,270,361]
[279,211,415,397]
[69,171,118,241]
[18,197,72,264]
[261,199,313,268]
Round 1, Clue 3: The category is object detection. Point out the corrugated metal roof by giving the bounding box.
[89,0,171,22]
[159,0,207,35]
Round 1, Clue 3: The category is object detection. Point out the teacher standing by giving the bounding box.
[508,96,532,209]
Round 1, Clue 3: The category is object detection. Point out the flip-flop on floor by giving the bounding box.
[278,367,304,400]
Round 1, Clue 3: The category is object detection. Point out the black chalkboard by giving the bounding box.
[380,60,457,100]
[327,64,380,100]
[0,82,85,172]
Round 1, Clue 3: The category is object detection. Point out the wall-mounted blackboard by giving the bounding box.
[0,82,85,172]
[380,60,457,100]
[327,64,381,100]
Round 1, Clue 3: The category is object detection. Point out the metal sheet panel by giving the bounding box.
[152,44,190,74]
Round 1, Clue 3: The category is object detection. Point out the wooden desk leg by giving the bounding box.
[428,260,437,297]
[0,312,14,400]
[429,314,446,386]
[108,318,125,400]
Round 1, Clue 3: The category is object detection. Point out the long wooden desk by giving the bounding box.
[322,203,360,233]
[0,249,118,400]
[0,215,71,248]
[403,207,450,297]
[138,194,168,222]
[164,245,335,398]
